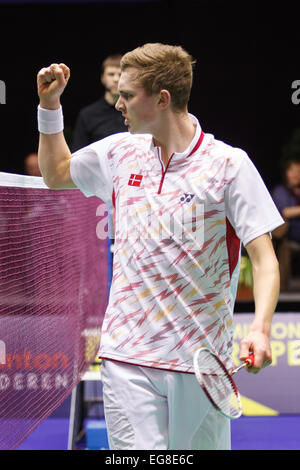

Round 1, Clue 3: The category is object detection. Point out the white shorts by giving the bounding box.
[101,359,231,450]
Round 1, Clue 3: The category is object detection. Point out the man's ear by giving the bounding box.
[158,89,171,109]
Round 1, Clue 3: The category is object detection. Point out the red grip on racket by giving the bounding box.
[245,352,254,367]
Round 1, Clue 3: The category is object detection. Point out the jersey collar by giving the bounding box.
[149,113,204,160]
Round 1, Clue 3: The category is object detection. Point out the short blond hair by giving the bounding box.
[120,43,196,111]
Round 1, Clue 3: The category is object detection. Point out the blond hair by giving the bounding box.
[120,43,196,111]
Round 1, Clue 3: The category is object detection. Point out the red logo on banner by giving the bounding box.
[128,174,143,187]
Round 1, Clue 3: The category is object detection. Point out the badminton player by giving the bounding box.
[36,43,284,450]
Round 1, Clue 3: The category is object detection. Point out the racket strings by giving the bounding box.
[194,349,242,419]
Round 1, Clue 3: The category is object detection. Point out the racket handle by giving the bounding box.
[245,352,255,367]
[232,352,254,374]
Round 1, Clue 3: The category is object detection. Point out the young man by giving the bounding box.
[72,54,127,152]
[37,43,283,450]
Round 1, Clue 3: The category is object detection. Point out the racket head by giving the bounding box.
[193,347,243,420]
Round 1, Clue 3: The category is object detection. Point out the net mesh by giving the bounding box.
[0,173,108,449]
[194,348,242,419]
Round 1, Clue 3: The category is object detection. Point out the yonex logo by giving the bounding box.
[180,193,194,203]
[128,174,143,187]
[0,80,6,104]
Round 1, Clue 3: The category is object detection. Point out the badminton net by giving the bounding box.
[0,172,109,449]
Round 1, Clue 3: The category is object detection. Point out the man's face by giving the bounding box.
[101,65,121,97]
[286,163,300,188]
[115,68,160,134]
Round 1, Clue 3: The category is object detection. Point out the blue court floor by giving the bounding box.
[231,415,300,450]
[15,415,300,450]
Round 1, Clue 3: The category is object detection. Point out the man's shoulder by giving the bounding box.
[89,132,152,154]
[202,133,248,164]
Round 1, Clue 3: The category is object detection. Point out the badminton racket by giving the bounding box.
[193,347,254,419]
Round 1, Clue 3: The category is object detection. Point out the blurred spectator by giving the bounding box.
[272,158,300,290]
[71,54,125,250]
[24,152,41,176]
[71,54,127,152]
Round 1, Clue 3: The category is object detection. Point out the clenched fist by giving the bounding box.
[37,63,70,110]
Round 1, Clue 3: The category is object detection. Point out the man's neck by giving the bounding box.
[153,112,196,167]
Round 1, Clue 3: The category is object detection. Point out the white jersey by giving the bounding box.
[70,115,283,373]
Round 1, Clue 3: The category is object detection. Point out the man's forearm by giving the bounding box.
[250,255,280,337]
[37,63,75,189]
[38,130,73,189]
[240,234,280,371]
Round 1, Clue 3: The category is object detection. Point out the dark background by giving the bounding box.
[0,0,300,191]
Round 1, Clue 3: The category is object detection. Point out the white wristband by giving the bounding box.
[37,105,64,134]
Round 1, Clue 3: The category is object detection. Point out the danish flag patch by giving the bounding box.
[128,174,143,187]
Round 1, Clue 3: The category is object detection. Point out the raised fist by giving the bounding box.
[37,63,70,109]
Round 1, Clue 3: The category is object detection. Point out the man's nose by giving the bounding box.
[115,96,123,111]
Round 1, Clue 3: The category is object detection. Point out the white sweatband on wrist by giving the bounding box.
[37,105,64,134]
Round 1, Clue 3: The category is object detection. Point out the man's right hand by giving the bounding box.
[37,63,70,110]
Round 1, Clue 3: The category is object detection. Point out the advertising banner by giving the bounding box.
[233,313,300,415]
